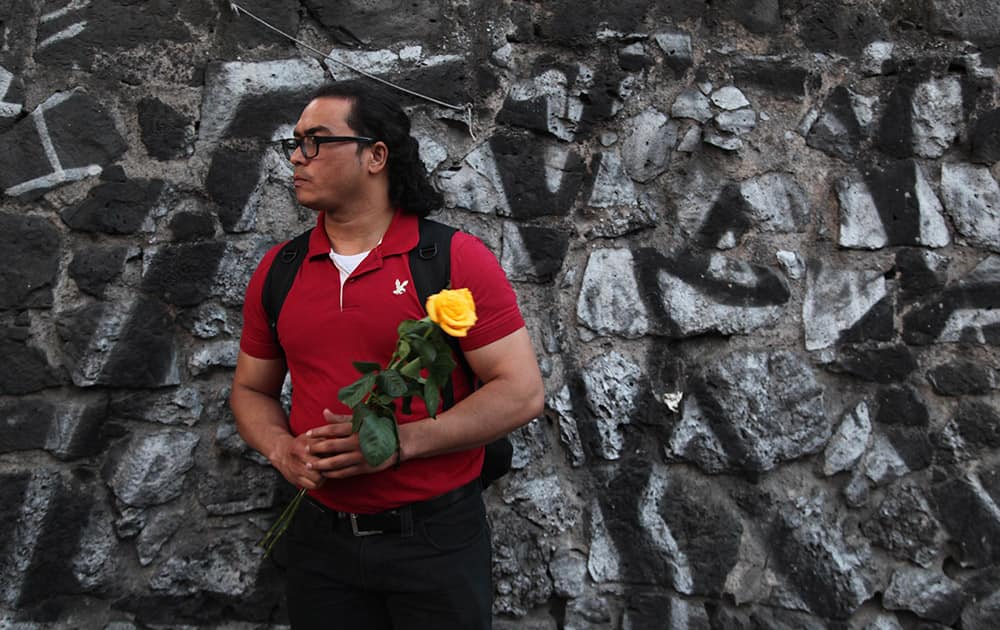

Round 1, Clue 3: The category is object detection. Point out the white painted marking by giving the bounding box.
[32,105,62,172]
[40,0,90,23]
[37,21,87,50]
[5,165,102,196]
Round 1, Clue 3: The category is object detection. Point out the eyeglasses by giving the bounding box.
[277,135,376,160]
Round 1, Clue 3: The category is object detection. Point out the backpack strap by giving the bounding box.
[261,228,313,347]
[408,219,476,410]
[410,219,511,488]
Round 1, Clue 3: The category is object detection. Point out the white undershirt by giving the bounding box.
[329,249,371,287]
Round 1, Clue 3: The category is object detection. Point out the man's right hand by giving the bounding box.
[269,432,327,490]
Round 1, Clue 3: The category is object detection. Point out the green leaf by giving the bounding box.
[396,339,412,363]
[338,372,378,409]
[352,405,375,433]
[370,393,395,408]
[377,369,409,398]
[401,395,413,415]
[410,337,437,364]
[359,414,398,467]
[397,318,424,338]
[427,343,456,387]
[423,380,441,418]
[352,361,381,374]
[399,357,423,379]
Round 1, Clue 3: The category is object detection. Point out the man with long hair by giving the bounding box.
[230,80,544,628]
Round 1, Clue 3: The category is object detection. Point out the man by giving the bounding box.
[230,80,544,629]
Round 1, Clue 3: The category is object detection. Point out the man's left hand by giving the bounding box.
[303,408,398,478]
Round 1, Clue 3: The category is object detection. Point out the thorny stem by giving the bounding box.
[258,487,306,558]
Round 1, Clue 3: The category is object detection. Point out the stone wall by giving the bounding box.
[2,0,999,628]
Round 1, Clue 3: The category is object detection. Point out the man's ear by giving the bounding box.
[368,142,388,174]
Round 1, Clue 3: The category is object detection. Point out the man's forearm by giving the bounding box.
[231,386,295,466]
[398,372,544,461]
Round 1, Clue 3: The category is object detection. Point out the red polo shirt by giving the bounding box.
[240,210,525,513]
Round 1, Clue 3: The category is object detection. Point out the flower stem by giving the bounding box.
[258,487,307,557]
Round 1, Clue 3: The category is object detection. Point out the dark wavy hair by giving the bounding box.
[311,80,442,218]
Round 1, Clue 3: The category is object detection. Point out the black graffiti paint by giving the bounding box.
[489,130,586,219]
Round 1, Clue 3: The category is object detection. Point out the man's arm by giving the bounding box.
[230,350,327,490]
[300,326,544,479]
[399,326,544,460]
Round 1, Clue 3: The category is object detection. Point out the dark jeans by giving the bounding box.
[284,484,492,629]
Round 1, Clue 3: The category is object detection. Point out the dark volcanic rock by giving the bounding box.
[303,0,446,47]
[69,245,128,298]
[0,318,64,394]
[60,177,165,235]
[926,360,995,396]
[796,1,887,57]
[138,97,194,161]
[829,344,916,384]
[206,149,264,233]
[896,249,949,304]
[0,397,53,453]
[971,108,1000,165]
[34,0,191,69]
[141,242,227,307]
[0,214,60,308]
[954,400,1000,450]
[931,467,1000,568]
[168,212,217,242]
[58,298,180,389]
[732,56,819,99]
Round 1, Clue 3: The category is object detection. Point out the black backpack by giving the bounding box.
[260,218,513,489]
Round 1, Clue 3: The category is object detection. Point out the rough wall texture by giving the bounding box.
[1,0,999,628]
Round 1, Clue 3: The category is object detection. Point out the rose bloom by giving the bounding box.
[426,288,477,337]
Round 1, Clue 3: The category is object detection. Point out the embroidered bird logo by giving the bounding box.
[393,279,409,295]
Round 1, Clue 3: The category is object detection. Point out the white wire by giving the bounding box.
[228,1,470,115]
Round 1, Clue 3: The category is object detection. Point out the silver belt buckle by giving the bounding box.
[350,513,383,537]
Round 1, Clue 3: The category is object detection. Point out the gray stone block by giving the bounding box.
[581,351,642,460]
[671,87,712,122]
[861,482,944,568]
[940,162,1000,253]
[670,351,828,474]
[804,260,887,351]
[501,473,579,533]
[576,248,650,339]
[823,402,872,476]
[106,430,200,507]
[491,507,554,617]
[622,109,676,183]
[767,492,875,619]
[884,566,964,624]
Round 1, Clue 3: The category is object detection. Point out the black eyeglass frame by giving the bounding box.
[277,135,377,160]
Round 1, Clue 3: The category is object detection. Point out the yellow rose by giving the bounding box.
[426,288,478,337]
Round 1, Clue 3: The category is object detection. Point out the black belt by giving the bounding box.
[307,479,481,537]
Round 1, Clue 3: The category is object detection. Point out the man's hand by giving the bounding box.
[303,409,398,479]
[267,432,327,490]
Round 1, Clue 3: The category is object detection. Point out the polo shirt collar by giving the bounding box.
[305,209,420,261]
